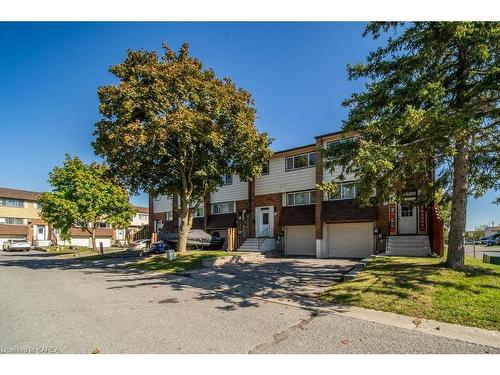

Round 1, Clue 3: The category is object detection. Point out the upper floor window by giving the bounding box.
[138,214,148,220]
[154,195,161,201]
[285,152,316,171]
[193,206,204,218]
[328,181,360,200]
[0,217,25,225]
[326,137,359,149]
[261,161,269,175]
[221,175,233,186]
[0,198,24,208]
[286,190,316,206]
[96,222,111,228]
[165,211,173,221]
[211,201,235,215]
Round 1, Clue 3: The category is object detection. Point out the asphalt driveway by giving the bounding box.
[0,250,497,354]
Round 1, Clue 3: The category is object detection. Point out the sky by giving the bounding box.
[0,22,497,229]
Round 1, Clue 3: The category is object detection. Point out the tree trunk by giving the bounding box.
[91,226,96,253]
[177,197,193,254]
[446,139,468,269]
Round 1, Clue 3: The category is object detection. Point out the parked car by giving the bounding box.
[2,239,31,252]
[484,234,500,246]
[128,239,150,250]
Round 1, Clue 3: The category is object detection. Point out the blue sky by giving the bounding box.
[0,22,497,229]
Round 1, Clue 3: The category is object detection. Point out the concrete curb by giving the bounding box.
[241,295,500,350]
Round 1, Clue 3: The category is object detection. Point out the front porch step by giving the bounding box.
[386,235,431,257]
[236,237,277,253]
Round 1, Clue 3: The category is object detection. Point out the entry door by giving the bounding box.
[398,200,417,234]
[37,226,45,240]
[256,207,273,237]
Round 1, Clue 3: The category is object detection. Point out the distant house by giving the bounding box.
[0,186,147,248]
[485,226,500,237]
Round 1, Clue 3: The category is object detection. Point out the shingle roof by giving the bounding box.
[0,187,41,201]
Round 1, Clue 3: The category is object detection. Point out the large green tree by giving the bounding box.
[322,22,499,269]
[39,155,135,252]
[93,43,272,253]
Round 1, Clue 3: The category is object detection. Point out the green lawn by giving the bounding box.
[320,256,500,331]
[127,250,231,274]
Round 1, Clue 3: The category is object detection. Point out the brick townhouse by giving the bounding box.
[150,131,444,258]
[0,187,148,248]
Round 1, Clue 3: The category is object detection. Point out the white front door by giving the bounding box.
[398,200,417,234]
[37,226,45,241]
[256,206,274,237]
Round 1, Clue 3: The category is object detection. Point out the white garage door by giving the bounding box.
[327,222,374,258]
[285,225,316,256]
[95,238,112,248]
[70,238,90,247]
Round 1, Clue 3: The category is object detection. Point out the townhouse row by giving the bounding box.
[0,187,149,248]
[150,131,445,258]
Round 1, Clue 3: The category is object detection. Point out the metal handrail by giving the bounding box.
[257,227,273,249]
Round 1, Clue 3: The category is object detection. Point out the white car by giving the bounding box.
[128,239,150,250]
[2,239,31,252]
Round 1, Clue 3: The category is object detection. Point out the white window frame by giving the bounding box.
[261,161,269,175]
[193,205,204,218]
[138,214,148,220]
[286,190,316,206]
[0,198,25,208]
[328,181,361,200]
[285,152,316,171]
[0,217,26,225]
[211,201,235,215]
[221,175,233,186]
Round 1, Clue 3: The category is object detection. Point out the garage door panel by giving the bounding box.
[285,225,315,256]
[327,222,373,258]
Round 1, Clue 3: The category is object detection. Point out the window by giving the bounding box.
[261,161,269,175]
[96,222,111,228]
[221,175,233,185]
[194,206,204,218]
[286,190,316,206]
[0,199,24,208]
[285,152,316,171]
[154,195,161,201]
[326,137,359,149]
[165,211,173,221]
[138,214,148,220]
[328,181,360,200]
[211,201,235,215]
[0,217,25,225]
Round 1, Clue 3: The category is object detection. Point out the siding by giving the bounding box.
[255,156,316,195]
[210,175,248,204]
[153,195,173,213]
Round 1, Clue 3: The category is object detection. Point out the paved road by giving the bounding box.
[465,244,500,260]
[0,251,497,354]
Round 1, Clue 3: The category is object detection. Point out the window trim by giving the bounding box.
[261,161,269,175]
[285,152,316,172]
[220,174,233,186]
[328,181,360,201]
[211,201,235,215]
[0,198,25,208]
[0,217,26,225]
[286,190,316,206]
[193,205,205,218]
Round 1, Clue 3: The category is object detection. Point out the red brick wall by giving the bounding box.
[254,193,282,237]
[377,204,390,237]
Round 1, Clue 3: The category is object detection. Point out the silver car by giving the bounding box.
[2,239,31,252]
